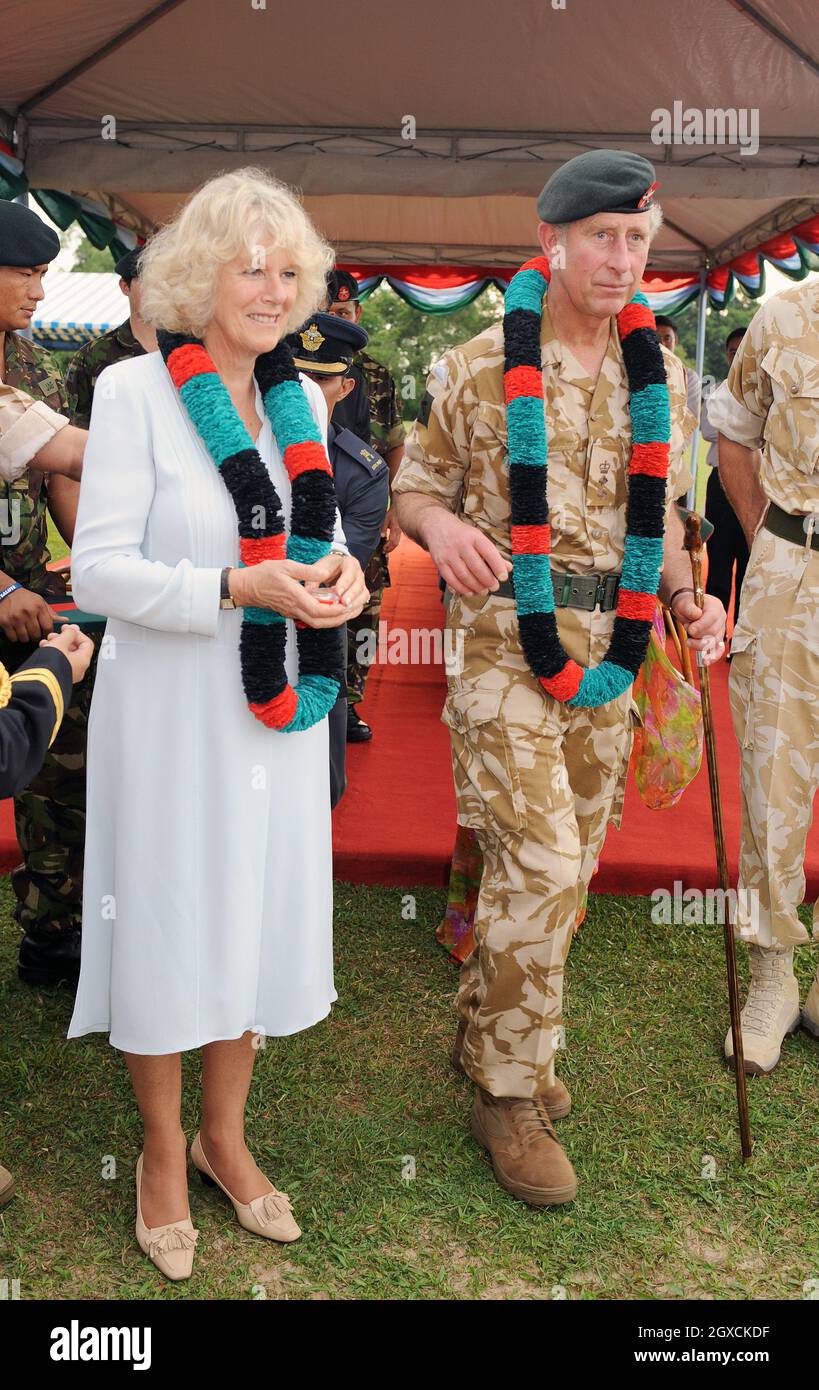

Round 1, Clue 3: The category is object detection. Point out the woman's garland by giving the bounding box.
[158,331,343,732]
[503,255,671,708]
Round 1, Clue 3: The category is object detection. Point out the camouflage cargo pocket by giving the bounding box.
[442,681,526,834]
[608,704,642,829]
[728,632,758,750]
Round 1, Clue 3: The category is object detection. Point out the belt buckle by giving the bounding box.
[599,574,620,611]
[552,573,572,607]
[570,576,597,611]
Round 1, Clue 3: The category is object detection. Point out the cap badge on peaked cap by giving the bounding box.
[300,323,325,352]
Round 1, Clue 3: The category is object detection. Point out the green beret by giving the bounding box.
[0,199,60,268]
[538,150,658,224]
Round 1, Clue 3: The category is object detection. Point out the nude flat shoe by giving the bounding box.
[190,1131,301,1243]
[135,1153,199,1281]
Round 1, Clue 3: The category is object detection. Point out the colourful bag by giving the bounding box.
[437,824,591,964]
[632,605,703,810]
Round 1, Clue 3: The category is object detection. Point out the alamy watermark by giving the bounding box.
[355,621,464,675]
[651,880,759,937]
[651,101,759,157]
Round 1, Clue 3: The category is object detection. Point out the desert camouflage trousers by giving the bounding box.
[443,592,636,1099]
[729,527,819,948]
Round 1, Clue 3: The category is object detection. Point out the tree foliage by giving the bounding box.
[670,294,760,387]
[70,233,117,274]
[358,284,503,421]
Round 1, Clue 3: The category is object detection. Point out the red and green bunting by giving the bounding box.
[341,222,819,314]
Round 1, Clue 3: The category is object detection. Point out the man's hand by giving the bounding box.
[671,592,726,665]
[421,510,512,595]
[0,588,60,643]
[39,623,94,682]
[34,424,87,481]
[382,505,402,554]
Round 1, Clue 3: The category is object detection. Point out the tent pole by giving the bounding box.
[685,269,708,511]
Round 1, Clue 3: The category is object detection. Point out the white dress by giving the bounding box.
[67,352,345,1054]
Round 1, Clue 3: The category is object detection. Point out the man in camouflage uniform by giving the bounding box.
[64,248,154,428]
[0,199,95,986]
[708,279,819,1073]
[394,151,726,1206]
[326,269,405,742]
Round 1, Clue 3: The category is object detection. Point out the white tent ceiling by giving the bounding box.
[2,0,819,269]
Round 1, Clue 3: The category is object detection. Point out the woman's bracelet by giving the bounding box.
[668,586,695,613]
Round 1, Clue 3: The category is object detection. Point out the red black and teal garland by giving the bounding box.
[503,256,670,708]
[158,330,343,732]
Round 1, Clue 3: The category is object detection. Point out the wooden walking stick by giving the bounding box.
[683,514,752,1160]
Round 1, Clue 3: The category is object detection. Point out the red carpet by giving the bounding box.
[332,541,819,896]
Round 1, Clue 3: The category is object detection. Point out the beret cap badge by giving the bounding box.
[637,182,659,210]
[336,284,351,301]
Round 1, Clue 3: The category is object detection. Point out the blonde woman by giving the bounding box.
[67,169,367,1280]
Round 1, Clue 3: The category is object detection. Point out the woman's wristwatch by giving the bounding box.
[220,567,236,609]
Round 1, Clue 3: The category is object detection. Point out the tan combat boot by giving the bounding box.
[724,945,801,1074]
[801,969,819,1039]
[451,1022,571,1118]
[471,1088,577,1206]
[0,1163,15,1207]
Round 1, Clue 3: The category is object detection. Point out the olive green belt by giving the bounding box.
[494,570,621,612]
[763,501,819,553]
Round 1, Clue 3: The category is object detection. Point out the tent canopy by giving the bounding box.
[31,269,128,351]
[2,0,819,274]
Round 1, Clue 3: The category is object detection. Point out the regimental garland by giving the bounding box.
[158,331,343,732]
[503,255,671,708]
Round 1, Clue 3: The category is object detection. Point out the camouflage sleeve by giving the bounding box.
[368,364,405,455]
[0,383,68,478]
[40,348,67,416]
[392,350,473,512]
[64,348,93,429]
[706,303,772,449]
[663,350,696,500]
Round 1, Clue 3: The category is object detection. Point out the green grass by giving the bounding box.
[46,518,69,565]
[0,880,817,1301]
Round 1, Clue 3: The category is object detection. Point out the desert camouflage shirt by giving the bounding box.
[65,319,145,428]
[707,278,819,516]
[0,332,67,594]
[393,299,694,575]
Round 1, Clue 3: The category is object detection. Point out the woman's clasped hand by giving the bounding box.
[230,552,368,627]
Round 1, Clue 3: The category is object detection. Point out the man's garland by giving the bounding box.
[158,331,343,732]
[503,255,671,708]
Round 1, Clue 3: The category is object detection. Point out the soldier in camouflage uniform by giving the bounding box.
[0,199,96,986]
[326,270,405,742]
[64,248,154,428]
[394,151,726,1206]
[708,279,819,1074]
